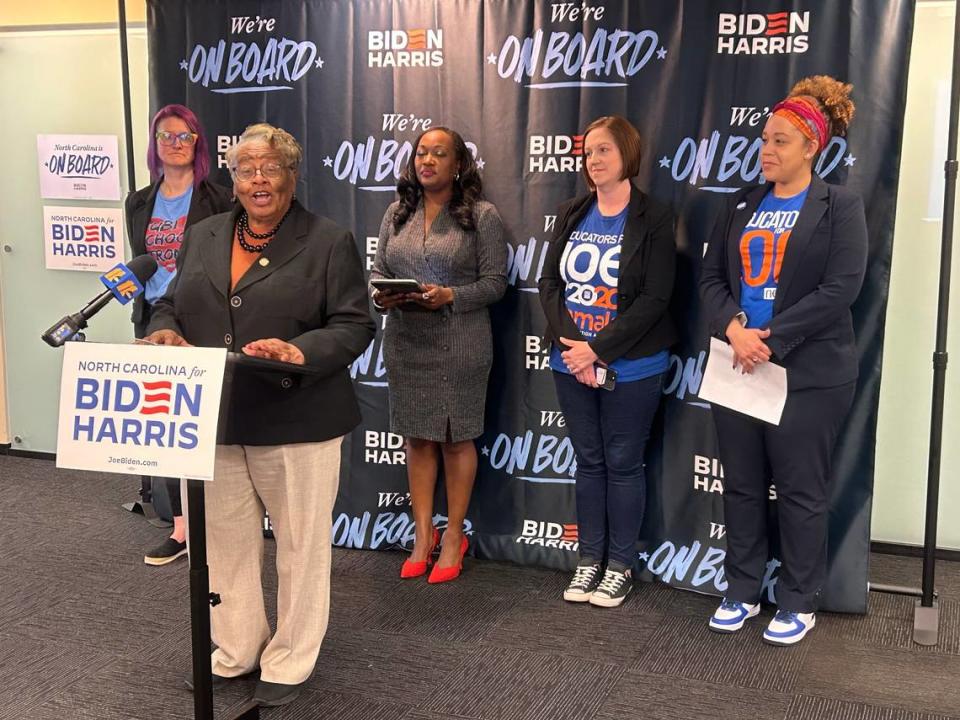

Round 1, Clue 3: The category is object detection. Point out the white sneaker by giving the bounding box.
[763,609,816,646]
[708,599,760,633]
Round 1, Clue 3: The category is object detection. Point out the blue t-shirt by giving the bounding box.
[549,201,669,382]
[143,186,193,304]
[738,186,808,329]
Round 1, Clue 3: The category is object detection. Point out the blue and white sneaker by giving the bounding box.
[708,599,760,633]
[763,610,816,646]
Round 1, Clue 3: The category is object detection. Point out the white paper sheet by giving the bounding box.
[698,337,787,425]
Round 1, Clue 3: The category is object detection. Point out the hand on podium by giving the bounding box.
[242,338,305,365]
[141,329,193,347]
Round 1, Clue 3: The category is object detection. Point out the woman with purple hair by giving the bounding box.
[125,104,232,566]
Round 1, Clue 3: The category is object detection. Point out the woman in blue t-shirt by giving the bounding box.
[539,115,677,608]
[700,76,867,645]
[124,104,232,566]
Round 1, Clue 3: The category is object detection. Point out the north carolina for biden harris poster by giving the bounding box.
[56,343,226,480]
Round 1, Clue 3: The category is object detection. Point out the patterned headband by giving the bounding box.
[772,97,829,149]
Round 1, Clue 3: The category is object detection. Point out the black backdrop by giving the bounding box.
[147,0,914,612]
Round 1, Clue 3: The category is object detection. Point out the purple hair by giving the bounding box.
[146,104,211,186]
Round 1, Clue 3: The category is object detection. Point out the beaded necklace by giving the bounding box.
[236,205,293,253]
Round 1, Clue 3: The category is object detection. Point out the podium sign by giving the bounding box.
[56,343,227,480]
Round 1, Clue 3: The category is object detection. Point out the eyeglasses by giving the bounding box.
[156,130,198,146]
[230,162,290,182]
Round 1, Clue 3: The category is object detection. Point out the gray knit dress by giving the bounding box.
[371,200,508,442]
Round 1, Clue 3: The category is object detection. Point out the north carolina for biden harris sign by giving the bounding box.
[56,343,226,480]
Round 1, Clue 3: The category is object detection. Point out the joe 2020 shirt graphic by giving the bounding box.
[549,202,668,382]
[739,186,809,329]
[558,202,625,338]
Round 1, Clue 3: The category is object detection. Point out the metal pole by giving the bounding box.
[187,479,214,719]
[117,0,137,191]
[870,583,928,599]
[914,0,960,647]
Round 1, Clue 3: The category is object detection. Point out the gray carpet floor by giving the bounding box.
[1,453,958,720]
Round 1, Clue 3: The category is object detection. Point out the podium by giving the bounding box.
[53,341,333,717]
[188,351,327,720]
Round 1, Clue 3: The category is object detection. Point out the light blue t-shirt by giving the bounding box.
[739,186,808,329]
[144,186,193,304]
[549,201,669,382]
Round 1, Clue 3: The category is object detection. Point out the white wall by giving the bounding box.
[0,307,8,445]
[0,26,149,452]
[872,0,960,549]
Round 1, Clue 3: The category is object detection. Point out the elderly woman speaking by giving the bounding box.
[144,123,374,707]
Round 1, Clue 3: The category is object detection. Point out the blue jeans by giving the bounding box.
[553,371,663,567]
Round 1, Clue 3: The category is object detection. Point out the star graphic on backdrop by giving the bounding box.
[179,59,188,70]
[638,552,650,562]
[659,156,671,168]
[43,161,49,168]
[476,158,486,170]
[481,446,490,457]
[315,57,324,69]
[486,53,498,65]
[322,156,333,168]
[844,153,857,166]
[656,47,667,60]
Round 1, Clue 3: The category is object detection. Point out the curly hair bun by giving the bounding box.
[788,75,855,137]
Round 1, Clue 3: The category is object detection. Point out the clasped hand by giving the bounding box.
[725,320,772,374]
[559,336,600,388]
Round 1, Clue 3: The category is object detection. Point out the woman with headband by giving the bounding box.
[700,76,867,645]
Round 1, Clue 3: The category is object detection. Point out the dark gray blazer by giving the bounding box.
[124,179,234,334]
[148,201,375,445]
[700,174,868,390]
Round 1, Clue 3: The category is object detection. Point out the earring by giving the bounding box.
[455,172,460,181]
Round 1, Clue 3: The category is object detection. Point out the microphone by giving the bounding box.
[41,255,159,347]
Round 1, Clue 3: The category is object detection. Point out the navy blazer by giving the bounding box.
[147,201,375,445]
[700,174,868,390]
[539,185,677,364]
[124,179,234,329]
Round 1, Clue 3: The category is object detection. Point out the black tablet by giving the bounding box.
[370,278,424,294]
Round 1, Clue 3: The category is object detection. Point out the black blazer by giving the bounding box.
[538,185,677,364]
[147,201,376,445]
[700,174,868,390]
[124,179,233,331]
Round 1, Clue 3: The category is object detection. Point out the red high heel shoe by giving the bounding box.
[428,535,469,584]
[400,527,440,579]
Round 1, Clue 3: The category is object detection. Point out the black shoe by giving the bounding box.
[254,679,306,707]
[144,537,187,566]
[184,668,257,691]
[563,561,603,602]
[589,565,633,608]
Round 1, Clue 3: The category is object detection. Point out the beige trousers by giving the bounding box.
[185,438,342,685]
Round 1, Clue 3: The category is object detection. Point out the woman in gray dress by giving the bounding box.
[371,126,507,583]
